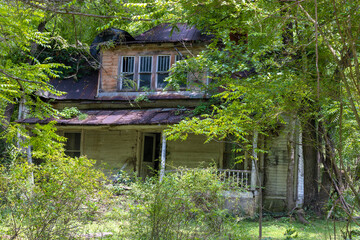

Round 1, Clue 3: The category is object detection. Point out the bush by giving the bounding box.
[108,170,136,196]
[127,168,247,239]
[0,155,109,240]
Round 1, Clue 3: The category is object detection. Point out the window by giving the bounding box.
[120,56,135,90]
[175,55,187,89]
[156,55,170,89]
[139,56,152,90]
[116,53,205,91]
[64,132,81,157]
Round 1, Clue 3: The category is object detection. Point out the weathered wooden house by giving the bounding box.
[20,24,317,212]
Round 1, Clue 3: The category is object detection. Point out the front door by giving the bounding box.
[141,133,160,178]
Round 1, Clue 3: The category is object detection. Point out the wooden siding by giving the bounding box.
[166,134,222,169]
[60,128,222,177]
[83,129,137,175]
[264,117,299,201]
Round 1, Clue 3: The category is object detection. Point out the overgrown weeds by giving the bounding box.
[0,155,110,240]
[125,167,248,239]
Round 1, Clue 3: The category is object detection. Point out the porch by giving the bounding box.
[164,168,258,216]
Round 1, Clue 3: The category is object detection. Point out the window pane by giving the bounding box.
[175,55,187,88]
[175,55,182,61]
[140,56,152,72]
[121,56,135,90]
[157,56,170,72]
[157,73,169,89]
[122,74,135,89]
[139,73,151,90]
[122,57,134,73]
[64,133,81,151]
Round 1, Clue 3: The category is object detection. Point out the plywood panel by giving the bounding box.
[83,129,137,176]
[166,134,221,169]
[264,119,292,198]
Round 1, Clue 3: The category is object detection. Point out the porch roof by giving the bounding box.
[18,108,188,126]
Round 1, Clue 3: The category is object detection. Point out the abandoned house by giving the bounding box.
[19,24,317,212]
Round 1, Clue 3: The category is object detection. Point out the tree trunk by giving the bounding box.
[302,119,319,208]
[286,115,296,211]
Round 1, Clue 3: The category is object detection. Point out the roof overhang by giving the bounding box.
[18,108,189,126]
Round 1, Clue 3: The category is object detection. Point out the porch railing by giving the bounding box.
[218,169,251,189]
[164,169,251,189]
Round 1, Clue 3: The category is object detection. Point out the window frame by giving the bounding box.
[119,56,136,90]
[138,55,153,90]
[116,53,205,92]
[175,54,187,89]
[64,132,82,158]
[156,55,171,89]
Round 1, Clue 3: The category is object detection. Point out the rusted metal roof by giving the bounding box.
[18,108,188,126]
[49,73,98,100]
[135,23,213,43]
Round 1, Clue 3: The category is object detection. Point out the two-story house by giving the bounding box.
[20,23,317,212]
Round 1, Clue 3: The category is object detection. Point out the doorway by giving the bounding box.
[140,133,161,178]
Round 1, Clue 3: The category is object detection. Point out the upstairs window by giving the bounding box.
[156,55,170,89]
[115,54,205,92]
[175,55,187,89]
[139,56,152,90]
[120,56,135,90]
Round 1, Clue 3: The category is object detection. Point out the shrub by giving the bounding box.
[127,168,246,239]
[0,155,109,240]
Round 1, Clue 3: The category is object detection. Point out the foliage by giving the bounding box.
[37,44,98,79]
[0,155,109,240]
[134,93,150,103]
[0,139,18,169]
[109,170,136,195]
[59,106,87,120]
[126,168,247,239]
[284,227,299,240]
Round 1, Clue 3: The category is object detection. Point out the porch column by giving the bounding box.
[296,126,304,207]
[18,97,34,184]
[159,132,167,182]
[27,146,34,184]
[251,130,258,190]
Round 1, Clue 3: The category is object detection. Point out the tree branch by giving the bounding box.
[298,3,338,60]
[0,68,44,85]
[23,1,153,21]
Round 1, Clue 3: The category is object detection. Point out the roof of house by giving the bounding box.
[134,23,213,43]
[43,23,213,102]
[48,74,98,100]
[18,108,188,125]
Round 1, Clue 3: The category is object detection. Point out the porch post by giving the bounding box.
[27,146,34,184]
[18,97,34,184]
[159,132,167,182]
[251,130,258,190]
[296,125,304,207]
